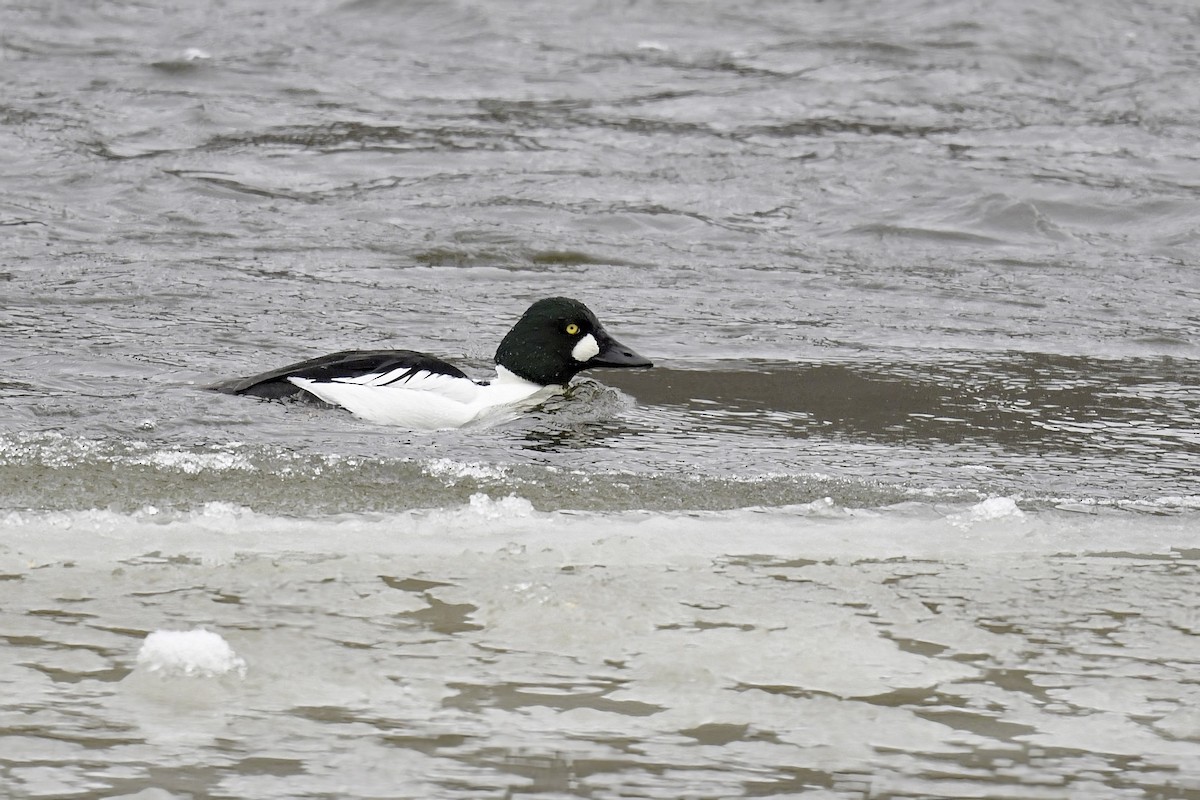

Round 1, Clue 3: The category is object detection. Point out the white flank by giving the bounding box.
[331,369,481,402]
[571,333,600,362]
[288,366,560,430]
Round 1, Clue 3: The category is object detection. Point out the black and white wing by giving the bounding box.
[214,349,479,401]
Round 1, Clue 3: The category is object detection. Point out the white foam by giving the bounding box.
[1142,494,1200,509]
[424,458,509,482]
[0,432,260,474]
[135,629,246,679]
[134,451,255,474]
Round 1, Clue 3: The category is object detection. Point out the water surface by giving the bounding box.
[2,0,1199,797]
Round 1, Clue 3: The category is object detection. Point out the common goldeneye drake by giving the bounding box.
[215,296,652,430]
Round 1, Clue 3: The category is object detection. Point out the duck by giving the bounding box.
[214,296,652,430]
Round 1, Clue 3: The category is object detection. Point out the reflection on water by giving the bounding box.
[607,353,1200,502]
[610,355,1200,457]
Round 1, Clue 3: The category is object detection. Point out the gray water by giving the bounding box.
[2,0,1199,797]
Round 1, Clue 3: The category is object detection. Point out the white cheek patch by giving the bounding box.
[571,333,600,362]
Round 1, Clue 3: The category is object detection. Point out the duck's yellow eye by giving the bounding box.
[565,323,580,335]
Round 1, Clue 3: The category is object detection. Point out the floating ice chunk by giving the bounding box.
[796,496,841,515]
[136,629,246,679]
[467,493,534,519]
[764,496,847,517]
[421,493,536,532]
[948,496,1025,529]
[183,48,211,61]
[972,496,1024,519]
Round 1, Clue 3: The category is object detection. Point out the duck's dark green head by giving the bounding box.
[494,297,653,386]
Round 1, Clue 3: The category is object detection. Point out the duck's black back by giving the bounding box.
[212,350,472,400]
